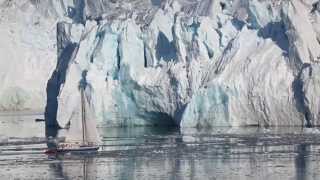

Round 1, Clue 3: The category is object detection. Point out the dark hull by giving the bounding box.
[57,146,99,152]
[45,146,99,154]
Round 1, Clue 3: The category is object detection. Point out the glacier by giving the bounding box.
[1,0,320,128]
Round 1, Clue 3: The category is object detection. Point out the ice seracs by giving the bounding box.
[54,0,317,128]
[1,0,320,128]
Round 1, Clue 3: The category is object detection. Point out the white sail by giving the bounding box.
[64,86,100,145]
[64,91,82,143]
[82,88,100,144]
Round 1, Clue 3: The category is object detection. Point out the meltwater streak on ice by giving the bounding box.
[2,115,320,179]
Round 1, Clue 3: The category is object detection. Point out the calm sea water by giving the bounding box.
[1,114,320,180]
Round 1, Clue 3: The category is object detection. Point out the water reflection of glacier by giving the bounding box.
[1,115,320,179]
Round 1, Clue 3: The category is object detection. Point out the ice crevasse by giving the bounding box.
[1,0,320,128]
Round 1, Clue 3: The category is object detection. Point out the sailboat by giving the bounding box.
[56,83,100,152]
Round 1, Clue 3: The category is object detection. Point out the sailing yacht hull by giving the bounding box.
[45,146,99,154]
[57,146,99,153]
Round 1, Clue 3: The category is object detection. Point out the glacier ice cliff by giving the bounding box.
[1,0,320,128]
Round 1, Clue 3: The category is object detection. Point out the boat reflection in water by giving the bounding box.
[48,153,98,180]
[45,123,98,179]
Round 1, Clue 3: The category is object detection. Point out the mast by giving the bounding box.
[81,88,86,145]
